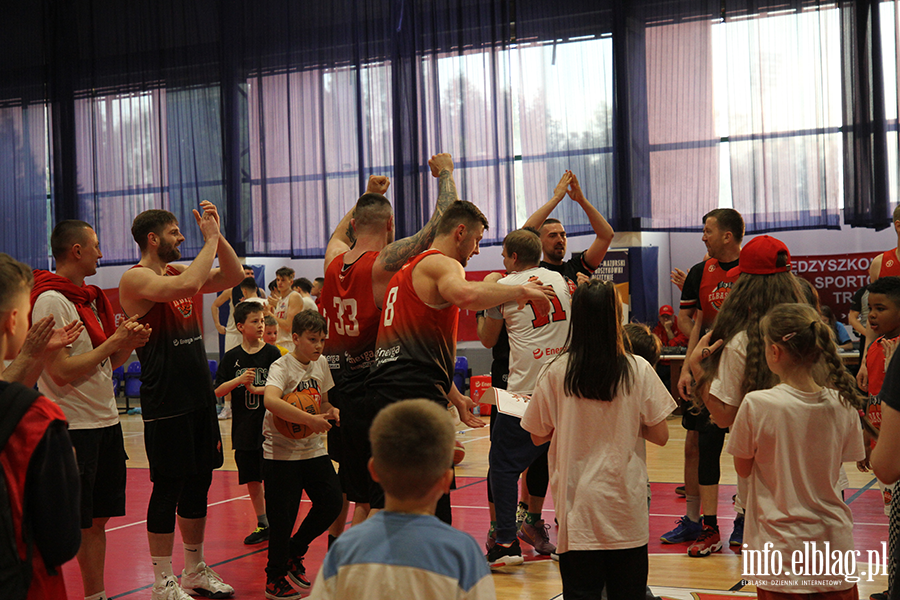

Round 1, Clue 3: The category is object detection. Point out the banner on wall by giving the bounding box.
[593,249,631,320]
[792,251,876,322]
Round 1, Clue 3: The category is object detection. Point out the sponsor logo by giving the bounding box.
[533,349,544,359]
[708,263,717,273]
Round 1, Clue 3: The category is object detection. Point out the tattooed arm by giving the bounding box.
[371,153,459,306]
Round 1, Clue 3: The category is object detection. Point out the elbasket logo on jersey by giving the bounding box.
[708,263,717,273]
[887,259,895,269]
[172,297,193,318]
[707,281,732,311]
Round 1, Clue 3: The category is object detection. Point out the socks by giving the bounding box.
[184,542,204,573]
[525,512,542,525]
[85,592,107,600]
[703,514,718,530]
[686,495,701,523]
[257,513,269,528]
[151,555,174,585]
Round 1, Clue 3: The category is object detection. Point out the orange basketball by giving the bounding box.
[453,440,466,465]
[274,388,321,439]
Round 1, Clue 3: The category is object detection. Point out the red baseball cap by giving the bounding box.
[727,235,791,277]
[659,305,674,317]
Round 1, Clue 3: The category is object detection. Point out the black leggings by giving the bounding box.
[698,426,727,486]
[146,470,214,534]
[557,545,649,600]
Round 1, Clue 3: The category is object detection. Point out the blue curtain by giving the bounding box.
[1,0,897,269]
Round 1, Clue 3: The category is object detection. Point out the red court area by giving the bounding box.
[61,471,889,599]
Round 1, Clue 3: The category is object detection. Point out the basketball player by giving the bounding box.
[666,208,744,556]
[118,201,244,600]
[522,170,615,284]
[365,200,554,524]
[478,228,574,565]
[321,157,462,529]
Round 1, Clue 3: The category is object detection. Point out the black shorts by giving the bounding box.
[234,447,263,485]
[144,405,224,481]
[681,402,721,433]
[68,423,128,529]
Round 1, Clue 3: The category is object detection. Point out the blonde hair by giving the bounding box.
[0,253,33,312]
[760,304,865,412]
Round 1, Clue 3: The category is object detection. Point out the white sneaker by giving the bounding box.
[217,406,232,420]
[152,576,193,600]
[181,562,234,598]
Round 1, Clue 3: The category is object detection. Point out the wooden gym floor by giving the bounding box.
[59,413,890,599]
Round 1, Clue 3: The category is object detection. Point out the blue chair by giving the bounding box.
[123,361,142,413]
[208,360,218,382]
[454,355,469,395]
[112,365,124,397]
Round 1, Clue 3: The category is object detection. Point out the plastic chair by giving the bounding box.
[112,365,124,397]
[122,362,142,413]
[454,356,469,395]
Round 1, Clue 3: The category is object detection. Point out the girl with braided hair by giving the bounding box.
[725,303,866,598]
[685,235,806,557]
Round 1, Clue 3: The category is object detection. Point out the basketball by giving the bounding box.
[274,388,321,439]
[453,440,465,465]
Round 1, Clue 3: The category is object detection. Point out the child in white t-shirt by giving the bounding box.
[726,303,866,599]
[521,280,675,600]
[262,309,342,600]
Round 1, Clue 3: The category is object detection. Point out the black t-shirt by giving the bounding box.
[215,343,282,450]
[881,347,900,412]
[491,325,510,390]
[541,251,596,285]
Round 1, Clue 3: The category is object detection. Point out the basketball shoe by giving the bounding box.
[660,515,702,544]
[152,576,192,600]
[687,525,723,557]
[286,556,311,589]
[181,562,234,598]
[517,519,556,555]
[486,539,524,568]
[265,577,301,600]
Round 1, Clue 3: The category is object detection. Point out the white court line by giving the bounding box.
[106,495,251,532]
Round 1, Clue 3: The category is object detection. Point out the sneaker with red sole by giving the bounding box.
[687,525,722,557]
[286,556,311,589]
[265,577,300,600]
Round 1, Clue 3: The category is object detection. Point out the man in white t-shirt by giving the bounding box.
[479,228,574,566]
[291,277,319,312]
[31,220,152,600]
[269,266,304,352]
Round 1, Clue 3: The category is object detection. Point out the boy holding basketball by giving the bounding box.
[214,301,282,546]
[262,309,343,599]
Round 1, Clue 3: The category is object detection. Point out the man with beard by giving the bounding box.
[118,202,244,600]
[365,200,555,524]
[522,171,615,285]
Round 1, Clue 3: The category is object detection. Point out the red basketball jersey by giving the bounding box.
[367,249,459,402]
[321,251,382,387]
[878,249,900,279]
[698,257,739,329]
